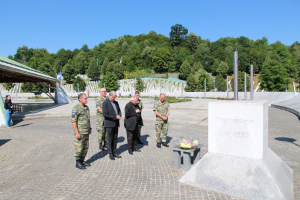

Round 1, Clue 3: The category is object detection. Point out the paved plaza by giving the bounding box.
[0,98,300,199]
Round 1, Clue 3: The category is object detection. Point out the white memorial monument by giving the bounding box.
[180,101,294,200]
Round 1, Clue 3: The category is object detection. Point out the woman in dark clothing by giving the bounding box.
[4,95,13,129]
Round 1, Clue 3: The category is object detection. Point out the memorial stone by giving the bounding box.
[179,101,294,200]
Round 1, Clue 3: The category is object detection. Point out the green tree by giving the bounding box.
[185,75,198,92]
[2,83,15,91]
[74,51,88,74]
[81,44,89,53]
[196,69,214,91]
[213,47,227,61]
[135,77,145,92]
[21,83,35,93]
[215,75,227,92]
[106,61,125,79]
[87,59,100,80]
[151,47,171,72]
[73,76,86,92]
[179,60,191,80]
[38,62,55,77]
[142,46,152,58]
[102,57,109,75]
[186,33,200,54]
[231,71,250,92]
[259,58,289,91]
[191,61,203,73]
[175,47,190,71]
[217,61,229,77]
[149,30,157,35]
[53,59,64,74]
[169,24,188,47]
[212,59,219,76]
[62,63,76,81]
[99,72,119,91]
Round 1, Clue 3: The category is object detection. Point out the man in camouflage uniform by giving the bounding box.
[71,93,92,170]
[135,91,144,144]
[153,93,170,148]
[96,88,108,150]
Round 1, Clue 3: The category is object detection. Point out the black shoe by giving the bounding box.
[128,150,133,155]
[81,161,91,167]
[109,155,115,160]
[103,141,108,148]
[162,142,169,147]
[76,160,86,169]
[157,143,161,148]
[113,154,122,158]
[133,149,141,152]
[99,143,104,151]
[137,139,144,144]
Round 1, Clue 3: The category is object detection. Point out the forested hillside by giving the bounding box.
[8,24,300,92]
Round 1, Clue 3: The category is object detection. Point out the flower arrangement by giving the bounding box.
[174,137,200,149]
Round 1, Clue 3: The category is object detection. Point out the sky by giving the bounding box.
[0,0,299,57]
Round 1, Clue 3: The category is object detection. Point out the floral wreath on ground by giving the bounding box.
[174,137,200,149]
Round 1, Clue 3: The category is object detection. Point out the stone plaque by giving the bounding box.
[208,101,268,159]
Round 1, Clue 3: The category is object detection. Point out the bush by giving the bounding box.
[73,76,86,92]
[99,72,119,92]
[135,77,145,92]
[215,75,227,92]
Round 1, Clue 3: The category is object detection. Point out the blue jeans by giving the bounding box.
[5,109,12,127]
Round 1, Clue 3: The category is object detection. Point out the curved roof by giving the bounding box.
[0,55,58,84]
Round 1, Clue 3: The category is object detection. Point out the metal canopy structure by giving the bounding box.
[0,55,58,85]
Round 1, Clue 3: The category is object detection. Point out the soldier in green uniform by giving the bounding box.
[71,93,92,170]
[96,88,108,150]
[135,91,144,144]
[153,93,170,148]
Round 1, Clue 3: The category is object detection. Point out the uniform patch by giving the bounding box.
[72,112,76,118]
[96,103,98,106]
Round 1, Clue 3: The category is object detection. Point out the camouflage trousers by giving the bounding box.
[155,121,168,143]
[138,125,142,138]
[96,120,106,143]
[74,134,89,161]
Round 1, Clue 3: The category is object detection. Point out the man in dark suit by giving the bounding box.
[102,91,122,160]
[124,96,143,155]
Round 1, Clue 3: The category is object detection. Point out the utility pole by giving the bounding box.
[234,51,238,100]
[204,79,206,99]
[227,76,229,99]
[244,73,247,100]
[250,65,253,100]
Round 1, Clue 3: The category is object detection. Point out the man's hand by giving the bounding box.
[76,133,81,139]
[116,115,121,119]
[10,106,13,108]
[162,116,168,121]
[136,109,141,113]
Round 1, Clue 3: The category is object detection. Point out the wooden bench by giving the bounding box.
[172,144,203,171]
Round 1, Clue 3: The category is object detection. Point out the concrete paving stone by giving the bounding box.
[1,99,300,199]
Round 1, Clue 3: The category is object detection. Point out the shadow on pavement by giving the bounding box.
[0,139,11,147]
[140,134,150,146]
[275,137,300,147]
[13,123,33,128]
[117,136,125,143]
[85,150,108,164]
[166,136,173,144]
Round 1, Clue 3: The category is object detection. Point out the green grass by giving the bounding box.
[154,96,191,103]
[202,97,234,100]
[28,96,50,99]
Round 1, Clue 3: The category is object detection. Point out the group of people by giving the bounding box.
[71,89,170,170]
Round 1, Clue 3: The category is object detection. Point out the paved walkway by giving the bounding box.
[272,93,300,118]
[11,98,214,125]
[0,99,299,199]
